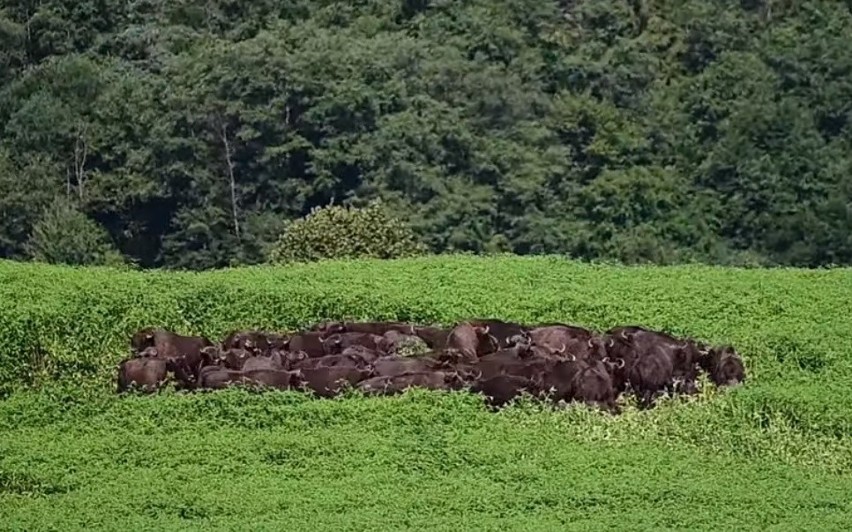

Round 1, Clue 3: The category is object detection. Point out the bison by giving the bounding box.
[445,322,499,363]
[468,319,529,349]
[357,371,467,395]
[700,345,745,387]
[293,353,372,371]
[116,357,170,393]
[320,332,383,355]
[527,325,595,352]
[606,325,703,395]
[298,366,374,398]
[414,326,451,349]
[129,327,214,386]
[471,374,544,409]
[285,332,327,358]
[340,345,382,363]
[197,365,246,390]
[627,345,675,409]
[371,355,441,378]
[242,368,304,390]
[241,352,288,372]
[475,348,557,382]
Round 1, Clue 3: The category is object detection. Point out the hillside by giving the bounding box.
[1,257,851,529]
[2,0,852,269]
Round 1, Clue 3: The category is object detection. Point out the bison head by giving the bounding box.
[280,350,309,367]
[135,346,159,358]
[601,356,625,374]
[320,333,345,354]
[474,325,500,356]
[200,346,222,367]
[130,327,158,353]
[436,348,467,367]
[708,346,745,387]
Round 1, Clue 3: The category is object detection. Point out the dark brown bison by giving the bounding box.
[320,332,383,355]
[132,346,159,358]
[129,327,214,386]
[292,353,372,371]
[284,332,326,358]
[357,371,467,395]
[241,352,288,372]
[414,326,451,349]
[298,366,374,398]
[371,355,441,377]
[560,359,619,414]
[627,345,675,408]
[606,325,703,395]
[445,322,499,363]
[221,330,273,355]
[475,348,558,382]
[197,366,246,390]
[219,348,253,370]
[116,357,170,393]
[242,369,304,390]
[700,345,745,387]
[471,374,544,409]
[340,345,382,362]
[468,319,529,349]
[527,325,595,352]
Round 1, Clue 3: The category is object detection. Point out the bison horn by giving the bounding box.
[557,344,566,354]
[620,331,629,340]
[607,338,614,348]
[568,353,576,362]
[587,339,594,348]
[617,359,625,369]
[318,336,325,343]
[603,356,610,363]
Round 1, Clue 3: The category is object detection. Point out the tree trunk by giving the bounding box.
[73,122,88,200]
[220,123,241,244]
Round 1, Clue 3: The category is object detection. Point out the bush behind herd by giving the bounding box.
[2,256,852,528]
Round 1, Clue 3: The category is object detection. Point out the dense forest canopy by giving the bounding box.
[0,0,850,269]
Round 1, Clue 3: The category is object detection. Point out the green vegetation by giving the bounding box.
[2,0,852,269]
[1,256,851,528]
[268,200,427,263]
[24,197,126,267]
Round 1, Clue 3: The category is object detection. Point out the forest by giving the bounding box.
[1,0,851,270]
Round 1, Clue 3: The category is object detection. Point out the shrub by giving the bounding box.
[267,200,427,263]
[24,198,125,267]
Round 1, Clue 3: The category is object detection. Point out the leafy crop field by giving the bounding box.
[1,256,852,530]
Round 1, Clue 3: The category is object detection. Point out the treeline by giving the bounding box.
[1,0,851,269]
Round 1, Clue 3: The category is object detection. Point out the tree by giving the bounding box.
[25,197,126,267]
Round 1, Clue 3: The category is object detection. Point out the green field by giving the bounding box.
[1,256,851,530]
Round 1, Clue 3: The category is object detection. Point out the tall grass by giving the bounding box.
[1,256,851,529]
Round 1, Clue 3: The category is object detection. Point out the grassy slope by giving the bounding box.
[1,256,851,530]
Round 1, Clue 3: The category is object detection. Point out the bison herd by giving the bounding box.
[118,319,746,413]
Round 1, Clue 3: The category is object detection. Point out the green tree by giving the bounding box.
[25,197,126,267]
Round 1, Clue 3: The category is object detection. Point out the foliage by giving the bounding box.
[0,1,851,268]
[1,256,852,528]
[267,200,427,263]
[24,197,125,267]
